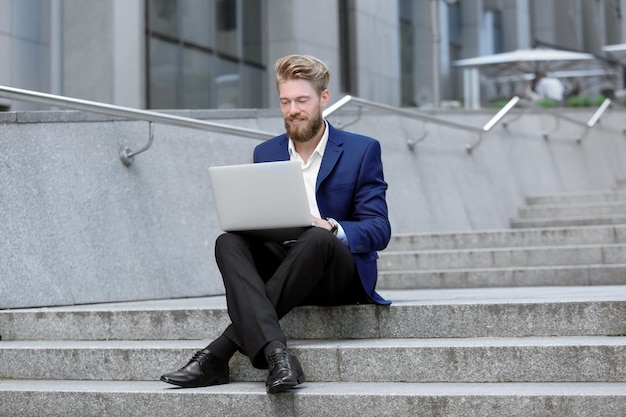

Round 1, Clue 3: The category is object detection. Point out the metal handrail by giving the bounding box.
[0,85,276,165]
[575,98,613,144]
[521,98,613,142]
[323,95,520,153]
[587,97,612,127]
[482,96,521,132]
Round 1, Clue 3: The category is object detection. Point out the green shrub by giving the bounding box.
[486,100,508,109]
[537,99,558,108]
[590,96,607,106]
[566,96,585,107]
[566,96,597,107]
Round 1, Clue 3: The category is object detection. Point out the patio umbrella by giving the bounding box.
[603,44,626,93]
[603,44,626,63]
[453,48,597,77]
[453,48,602,108]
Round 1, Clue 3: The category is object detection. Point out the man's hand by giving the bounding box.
[311,216,333,231]
[312,216,339,235]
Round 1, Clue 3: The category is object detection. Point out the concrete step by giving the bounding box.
[526,190,626,205]
[378,243,626,271]
[1,380,624,417]
[377,263,626,289]
[511,214,626,228]
[518,201,626,219]
[387,225,626,251]
[1,336,624,383]
[2,287,624,341]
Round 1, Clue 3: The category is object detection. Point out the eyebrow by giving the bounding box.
[280,94,311,100]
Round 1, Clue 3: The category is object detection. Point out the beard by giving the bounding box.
[284,112,324,143]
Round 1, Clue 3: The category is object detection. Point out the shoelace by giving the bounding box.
[190,348,211,366]
[267,349,289,368]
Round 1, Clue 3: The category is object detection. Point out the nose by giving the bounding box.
[287,101,300,115]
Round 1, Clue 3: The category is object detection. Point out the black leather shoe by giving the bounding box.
[160,348,229,388]
[265,347,305,393]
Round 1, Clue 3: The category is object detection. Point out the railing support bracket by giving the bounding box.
[465,132,483,153]
[575,127,590,144]
[407,122,428,150]
[0,85,276,165]
[466,96,519,152]
[120,122,155,166]
[541,98,611,142]
[325,95,519,153]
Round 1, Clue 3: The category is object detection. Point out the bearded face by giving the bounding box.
[278,79,328,143]
[284,108,324,143]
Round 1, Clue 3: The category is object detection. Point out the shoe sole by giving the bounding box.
[266,374,306,394]
[160,376,229,388]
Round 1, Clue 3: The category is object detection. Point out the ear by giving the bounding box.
[321,89,330,107]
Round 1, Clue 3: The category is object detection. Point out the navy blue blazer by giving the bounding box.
[253,122,391,305]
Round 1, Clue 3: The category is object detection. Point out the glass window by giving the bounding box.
[146,0,267,109]
[148,0,177,38]
[492,10,503,54]
[214,56,239,108]
[180,0,214,48]
[399,0,414,106]
[183,48,211,108]
[215,0,238,56]
[448,2,461,48]
[148,37,179,109]
[239,64,264,108]
[242,0,263,65]
[338,0,356,94]
[13,0,49,42]
[483,9,503,54]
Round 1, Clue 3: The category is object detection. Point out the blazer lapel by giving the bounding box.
[276,135,290,160]
[316,123,343,191]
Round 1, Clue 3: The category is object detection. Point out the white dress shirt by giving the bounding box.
[288,120,348,246]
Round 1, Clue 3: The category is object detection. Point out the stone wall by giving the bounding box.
[1,106,625,308]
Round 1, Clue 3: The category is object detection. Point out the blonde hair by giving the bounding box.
[275,54,330,96]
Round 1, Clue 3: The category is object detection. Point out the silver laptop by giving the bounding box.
[208,160,313,241]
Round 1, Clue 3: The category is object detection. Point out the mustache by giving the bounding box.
[284,114,323,143]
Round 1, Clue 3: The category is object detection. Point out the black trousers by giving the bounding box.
[215,227,366,369]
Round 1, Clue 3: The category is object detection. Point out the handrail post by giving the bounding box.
[466,96,519,153]
[323,95,353,118]
[482,96,520,132]
[538,98,611,142]
[323,94,522,152]
[587,98,611,128]
[120,122,155,166]
[575,98,610,144]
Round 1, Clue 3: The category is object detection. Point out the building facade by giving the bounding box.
[1,0,625,111]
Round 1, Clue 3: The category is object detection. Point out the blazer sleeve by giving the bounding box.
[334,139,391,254]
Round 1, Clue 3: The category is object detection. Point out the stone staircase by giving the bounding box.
[379,180,626,290]
[1,183,626,416]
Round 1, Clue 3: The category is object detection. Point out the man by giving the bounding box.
[160,54,391,393]
[533,72,564,103]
